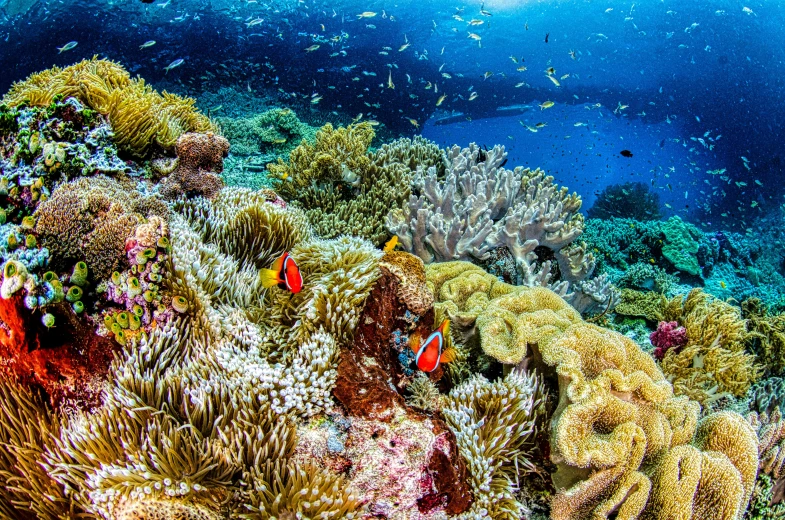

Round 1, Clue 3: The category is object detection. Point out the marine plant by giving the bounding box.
[2,57,216,158]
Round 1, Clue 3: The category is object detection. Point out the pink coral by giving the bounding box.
[650,320,688,360]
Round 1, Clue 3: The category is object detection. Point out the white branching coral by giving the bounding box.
[386,143,613,312]
[442,369,547,520]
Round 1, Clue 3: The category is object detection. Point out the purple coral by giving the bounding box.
[650,321,688,360]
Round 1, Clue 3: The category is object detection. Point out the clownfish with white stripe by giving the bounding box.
[410,319,457,372]
[259,252,303,293]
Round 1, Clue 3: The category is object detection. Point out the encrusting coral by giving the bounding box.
[34,175,168,280]
[2,57,216,159]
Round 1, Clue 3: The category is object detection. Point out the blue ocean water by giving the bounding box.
[1,0,780,230]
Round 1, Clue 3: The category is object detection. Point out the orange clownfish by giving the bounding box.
[259,252,303,293]
[410,319,457,372]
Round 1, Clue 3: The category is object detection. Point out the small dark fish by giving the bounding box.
[141,0,154,3]
[500,158,508,167]
[545,32,549,43]
[658,139,665,148]
[620,150,633,157]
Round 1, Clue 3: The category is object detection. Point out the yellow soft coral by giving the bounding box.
[267,122,375,199]
[425,261,582,364]
[2,57,216,158]
[425,263,759,519]
[660,289,762,405]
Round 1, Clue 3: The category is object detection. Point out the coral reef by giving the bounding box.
[270,126,444,245]
[34,175,168,280]
[387,144,599,298]
[614,288,667,322]
[2,58,216,158]
[650,320,688,360]
[442,370,547,519]
[743,298,785,377]
[661,216,702,276]
[749,377,785,415]
[157,132,229,199]
[426,261,583,366]
[660,289,762,405]
[587,182,661,221]
[216,107,319,157]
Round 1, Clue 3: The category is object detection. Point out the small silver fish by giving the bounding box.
[57,41,78,53]
[139,40,156,50]
[164,58,184,74]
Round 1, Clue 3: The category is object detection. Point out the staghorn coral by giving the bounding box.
[3,57,217,159]
[660,289,762,405]
[157,132,229,200]
[34,175,168,280]
[443,369,547,520]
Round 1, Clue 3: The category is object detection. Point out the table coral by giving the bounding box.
[157,132,229,200]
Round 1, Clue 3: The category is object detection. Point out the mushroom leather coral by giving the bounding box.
[542,322,758,520]
[425,262,759,519]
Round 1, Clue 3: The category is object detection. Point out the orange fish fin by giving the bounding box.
[409,333,421,354]
[439,347,457,364]
[271,252,287,272]
[259,268,282,289]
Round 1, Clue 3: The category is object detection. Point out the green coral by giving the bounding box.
[614,288,667,322]
[216,108,318,157]
[269,126,444,245]
[661,216,702,276]
[582,217,663,271]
